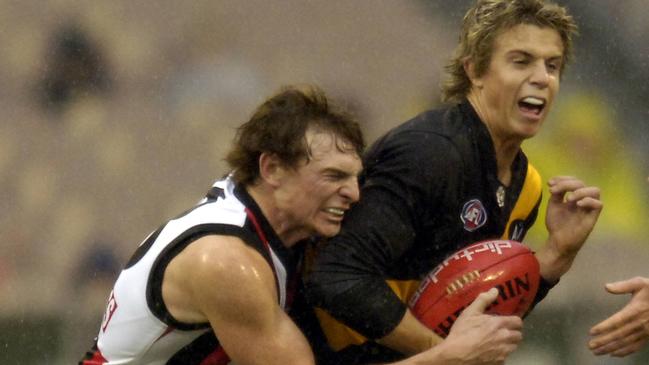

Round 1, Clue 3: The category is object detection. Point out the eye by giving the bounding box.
[324,171,346,181]
[512,57,530,67]
[547,62,560,72]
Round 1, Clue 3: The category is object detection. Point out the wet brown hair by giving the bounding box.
[225,85,365,185]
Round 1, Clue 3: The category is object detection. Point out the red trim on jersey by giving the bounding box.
[244,207,281,297]
[200,346,231,365]
[244,208,270,250]
[244,207,299,311]
[81,349,108,365]
[153,325,176,343]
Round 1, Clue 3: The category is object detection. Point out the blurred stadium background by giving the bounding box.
[0,0,647,364]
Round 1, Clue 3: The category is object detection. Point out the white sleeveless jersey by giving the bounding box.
[80,176,299,365]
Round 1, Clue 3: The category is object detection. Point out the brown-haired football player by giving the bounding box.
[80,85,524,365]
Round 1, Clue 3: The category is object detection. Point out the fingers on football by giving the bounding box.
[498,315,523,332]
[466,288,499,314]
[484,315,523,343]
[497,323,523,343]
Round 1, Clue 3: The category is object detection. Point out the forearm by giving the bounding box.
[388,344,453,365]
[376,310,443,355]
[528,239,574,309]
[535,238,578,283]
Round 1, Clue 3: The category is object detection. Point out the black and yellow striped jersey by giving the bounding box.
[300,101,542,364]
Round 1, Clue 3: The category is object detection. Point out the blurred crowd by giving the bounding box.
[0,1,647,364]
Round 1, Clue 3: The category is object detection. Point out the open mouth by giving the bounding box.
[518,96,545,116]
[324,207,345,217]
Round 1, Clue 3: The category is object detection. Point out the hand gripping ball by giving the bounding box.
[409,240,540,338]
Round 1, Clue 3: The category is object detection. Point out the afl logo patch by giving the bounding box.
[460,199,487,232]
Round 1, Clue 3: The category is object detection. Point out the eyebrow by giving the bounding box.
[322,167,359,177]
[507,50,563,61]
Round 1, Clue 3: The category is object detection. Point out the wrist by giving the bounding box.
[391,341,454,365]
[536,240,577,283]
[428,332,443,348]
[430,340,463,365]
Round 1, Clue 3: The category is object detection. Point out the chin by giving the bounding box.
[520,130,540,140]
[316,224,342,238]
[514,122,542,139]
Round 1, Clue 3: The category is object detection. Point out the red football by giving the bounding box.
[408,239,540,338]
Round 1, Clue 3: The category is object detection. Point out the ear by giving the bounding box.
[258,152,284,188]
[463,57,483,89]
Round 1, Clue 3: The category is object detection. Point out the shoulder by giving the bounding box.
[185,235,274,286]
[363,109,466,184]
[358,107,469,207]
[175,235,277,313]
[368,106,466,163]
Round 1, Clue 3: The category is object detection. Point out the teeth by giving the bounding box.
[326,208,345,216]
[521,97,544,105]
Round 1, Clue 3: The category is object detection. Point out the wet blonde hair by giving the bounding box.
[442,0,578,103]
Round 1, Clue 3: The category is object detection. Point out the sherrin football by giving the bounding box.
[408,239,540,338]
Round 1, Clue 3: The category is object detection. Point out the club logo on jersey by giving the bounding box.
[460,199,487,232]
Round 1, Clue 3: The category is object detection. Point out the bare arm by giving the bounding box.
[589,277,649,357]
[167,237,521,365]
[179,236,315,365]
[390,289,523,365]
[535,176,602,282]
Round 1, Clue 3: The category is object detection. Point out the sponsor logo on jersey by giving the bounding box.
[460,199,487,232]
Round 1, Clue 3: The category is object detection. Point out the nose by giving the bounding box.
[340,178,360,203]
[530,61,550,88]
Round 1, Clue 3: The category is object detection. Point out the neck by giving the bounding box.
[246,184,307,247]
[467,93,521,186]
[492,140,519,186]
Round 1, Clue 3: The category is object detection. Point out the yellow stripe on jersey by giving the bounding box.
[313,279,420,351]
[315,162,542,352]
[502,163,542,240]
[314,308,367,350]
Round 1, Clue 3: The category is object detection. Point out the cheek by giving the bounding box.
[300,186,326,209]
[550,79,560,96]
[545,81,560,107]
[485,86,513,119]
[485,75,515,105]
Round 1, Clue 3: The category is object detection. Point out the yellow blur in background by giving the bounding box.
[525,91,649,245]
